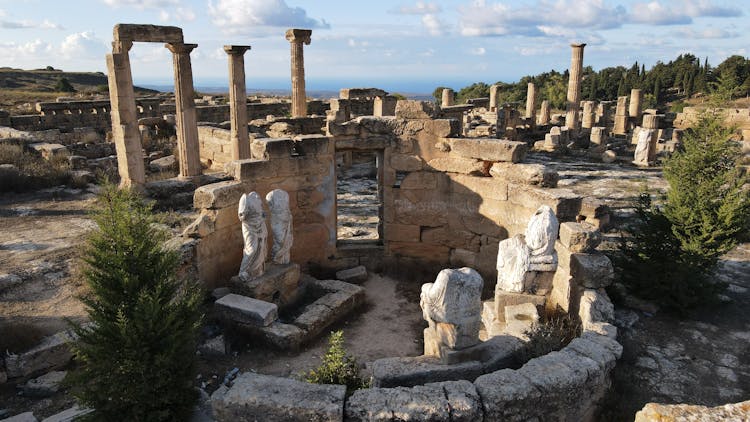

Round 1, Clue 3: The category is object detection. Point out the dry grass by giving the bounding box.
[0,143,72,192]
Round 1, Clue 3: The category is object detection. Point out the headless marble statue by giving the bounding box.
[238,192,267,281]
[266,189,293,265]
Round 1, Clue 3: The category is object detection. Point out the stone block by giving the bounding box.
[507,184,582,222]
[558,222,601,253]
[215,294,278,327]
[424,119,462,138]
[394,100,437,119]
[114,24,183,43]
[441,334,522,370]
[198,335,227,356]
[427,157,485,175]
[399,171,437,190]
[449,173,508,201]
[345,381,481,422]
[230,263,301,307]
[335,265,368,283]
[421,227,480,252]
[254,321,306,351]
[371,356,483,388]
[211,372,345,422]
[30,143,68,160]
[23,371,66,398]
[490,162,558,188]
[5,330,75,378]
[1,412,38,422]
[570,253,614,288]
[492,292,546,323]
[579,289,615,329]
[389,154,423,171]
[474,368,543,422]
[385,223,420,242]
[40,406,92,422]
[449,138,527,163]
[634,400,750,422]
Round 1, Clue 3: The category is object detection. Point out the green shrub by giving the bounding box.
[613,111,749,311]
[305,330,369,395]
[55,77,76,92]
[521,312,581,361]
[69,184,203,421]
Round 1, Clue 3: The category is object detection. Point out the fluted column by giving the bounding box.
[539,100,551,125]
[581,101,596,129]
[614,96,628,135]
[166,42,201,178]
[525,82,536,128]
[224,45,251,161]
[565,43,586,130]
[107,40,145,189]
[441,88,454,107]
[285,29,312,118]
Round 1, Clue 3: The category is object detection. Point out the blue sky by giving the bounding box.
[0,0,748,93]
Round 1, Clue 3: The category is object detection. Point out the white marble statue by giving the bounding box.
[525,205,559,268]
[633,128,654,166]
[266,189,293,265]
[420,267,483,350]
[238,192,268,281]
[496,205,559,292]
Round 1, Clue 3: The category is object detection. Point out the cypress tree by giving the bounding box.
[69,184,204,421]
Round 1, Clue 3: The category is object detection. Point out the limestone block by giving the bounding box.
[424,119,462,138]
[579,289,615,329]
[474,368,543,421]
[230,263,301,306]
[426,157,484,175]
[490,162,558,188]
[449,138,527,163]
[507,183,582,222]
[1,412,38,422]
[634,400,750,422]
[570,253,614,288]
[335,265,368,283]
[421,227,480,252]
[558,222,601,253]
[114,24,183,43]
[211,372,345,422]
[198,335,227,356]
[385,223,420,242]
[345,381,481,422]
[389,154,423,171]
[371,355,483,388]
[504,302,539,326]
[22,370,67,398]
[40,406,92,422]
[215,293,278,327]
[490,292,546,324]
[399,171,437,190]
[394,100,437,119]
[30,143,68,160]
[5,330,75,378]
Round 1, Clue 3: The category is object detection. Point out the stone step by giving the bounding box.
[215,294,278,327]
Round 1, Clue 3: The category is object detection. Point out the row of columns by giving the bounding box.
[109,28,313,188]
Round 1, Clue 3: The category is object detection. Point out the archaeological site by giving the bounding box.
[1,16,749,422]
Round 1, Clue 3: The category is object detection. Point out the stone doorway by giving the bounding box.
[336,150,384,244]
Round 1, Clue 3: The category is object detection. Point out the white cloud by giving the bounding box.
[1,18,63,30]
[422,14,447,36]
[672,27,739,39]
[60,32,108,59]
[630,0,741,25]
[394,2,442,15]
[470,47,486,55]
[159,7,196,22]
[208,0,329,35]
[102,0,178,8]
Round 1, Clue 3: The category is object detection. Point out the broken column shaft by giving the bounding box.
[565,43,586,130]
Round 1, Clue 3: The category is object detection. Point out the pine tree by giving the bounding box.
[69,184,203,421]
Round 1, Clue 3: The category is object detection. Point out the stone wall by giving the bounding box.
[674,107,750,133]
[186,134,335,288]
[197,125,233,169]
[0,126,102,145]
[6,98,160,132]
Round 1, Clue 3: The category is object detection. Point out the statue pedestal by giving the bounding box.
[230,263,301,308]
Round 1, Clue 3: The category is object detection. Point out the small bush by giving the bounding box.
[55,77,76,92]
[68,184,204,421]
[306,330,369,395]
[521,312,581,361]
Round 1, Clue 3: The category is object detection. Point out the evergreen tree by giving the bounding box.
[653,79,661,104]
[55,77,76,92]
[69,184,203,421]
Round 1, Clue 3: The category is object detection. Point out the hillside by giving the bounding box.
[0,67,158,114]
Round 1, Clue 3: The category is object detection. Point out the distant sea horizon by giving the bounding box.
[135,77,479,101]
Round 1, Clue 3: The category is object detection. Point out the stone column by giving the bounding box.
[166,42,201,178]
[613,96,628,135]
[565,43,586,130]
[285,29,312,118]
[374,95,397,116]
[642,114,660,160]
[539,100,551,125]
[525,83,536,128]
[224,45,251,161]
[581,101,596,129]
[489,84,501,112]
[442,88,454,107]
[107,40,145,188]
[629,88,643,126]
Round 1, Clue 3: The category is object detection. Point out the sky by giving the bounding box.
[0,0,748,93]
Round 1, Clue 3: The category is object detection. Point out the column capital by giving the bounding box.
[570,43,587,49]
[285,28,312,45]
[166,42,198,54]
[224,45,251,55]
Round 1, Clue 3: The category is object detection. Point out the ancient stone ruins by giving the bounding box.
[1,23,749,422]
